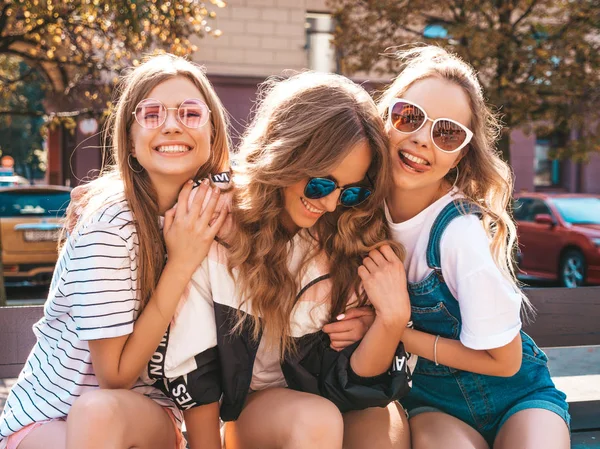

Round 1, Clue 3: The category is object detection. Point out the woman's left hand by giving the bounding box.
[322,307,375,351]
[358,245,411,330]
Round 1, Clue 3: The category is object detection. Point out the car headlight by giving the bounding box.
[592,238,600,247]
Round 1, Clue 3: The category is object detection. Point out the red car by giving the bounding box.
[513,193,600,288]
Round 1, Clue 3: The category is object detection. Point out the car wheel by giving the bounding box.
[559,249,586,288]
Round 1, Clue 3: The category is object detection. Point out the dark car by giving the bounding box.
[513,193,600,288]
[0,185,71,286]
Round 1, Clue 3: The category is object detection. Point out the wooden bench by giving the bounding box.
[1,286,599,447]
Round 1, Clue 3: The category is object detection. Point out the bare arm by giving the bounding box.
[402,328,522,377]
[349,245,411,377]
[183,402,222,449]
[88,181,227,389]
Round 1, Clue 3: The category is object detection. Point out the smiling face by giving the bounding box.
[387,77,472,196]
[280,140,372,233]
[130,76,212,187]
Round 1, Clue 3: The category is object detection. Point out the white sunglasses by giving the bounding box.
[388,98,473,153]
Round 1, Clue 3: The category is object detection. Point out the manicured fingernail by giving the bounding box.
[336,314,345,321]
[203,178,210,185]
[213,186,220,194]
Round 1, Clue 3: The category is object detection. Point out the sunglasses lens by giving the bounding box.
[340,187,371,207]
[305,178,336,199]
[432,120,468,152]
[135,99,166,129]
[390,101,426,133]
[179,99,210,128]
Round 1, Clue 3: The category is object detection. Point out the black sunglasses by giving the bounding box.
[304,175,373,207]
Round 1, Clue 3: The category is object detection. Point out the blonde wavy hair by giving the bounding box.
[228,72,403,354]
[378,45,531,313]
[63,53,231,310]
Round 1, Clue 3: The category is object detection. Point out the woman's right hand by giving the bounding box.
[358,245,411,330]
[163,179,228,277]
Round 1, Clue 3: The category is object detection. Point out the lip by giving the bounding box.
[397,149,431,173]
[153,141,194,150]
[300,196,325,216]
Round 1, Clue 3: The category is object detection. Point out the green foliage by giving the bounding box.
[0,0,225,108]
[328,0,600,161]
[0,0,226,177]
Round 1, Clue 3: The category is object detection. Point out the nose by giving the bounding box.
[320,189,341,213]
[161,109,183,134]
[411,120,432,149]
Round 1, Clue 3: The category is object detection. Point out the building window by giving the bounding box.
[534,138,561,187]
[305,12,337,73]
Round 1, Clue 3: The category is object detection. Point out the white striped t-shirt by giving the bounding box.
[0,196,182,441]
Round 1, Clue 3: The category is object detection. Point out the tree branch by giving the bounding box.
[0,3,10,36]
[0,67,37,85]
[512,0,539,29]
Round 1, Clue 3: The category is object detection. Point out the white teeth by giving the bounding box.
[156,145,190,153]
[401,151,429,165]
[301,197,324,214]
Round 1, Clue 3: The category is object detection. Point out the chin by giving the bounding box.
[292,214,318,229]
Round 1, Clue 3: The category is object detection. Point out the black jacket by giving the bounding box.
[143,231,412,421]
[216,302,412,421]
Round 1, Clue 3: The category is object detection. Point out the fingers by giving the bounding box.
[208,193,229,227]
[207,203,228,237]
[330,340,356,351]
[323,319,357,334]
[163,207,175,236]
[188,178,211,219]
[338,306,374,321]
[357,264,369,281]
[196,187,221,230]
[368,249,387,266]
[361,245,404,275]
[175,180,194,220]
[379,244,400,263]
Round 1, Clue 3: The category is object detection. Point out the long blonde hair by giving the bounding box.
[64,54,231,310]
[378,46,530,312]
[229,72,403,354]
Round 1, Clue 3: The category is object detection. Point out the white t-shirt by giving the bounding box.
[0,197,181,442]
[385,190,522,350]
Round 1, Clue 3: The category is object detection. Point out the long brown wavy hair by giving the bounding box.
[377,46,531,313]
[63,54,231,310]
[228,72,403,354]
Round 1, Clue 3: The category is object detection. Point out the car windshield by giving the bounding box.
[551,197,600,225]
[0,191,71,217]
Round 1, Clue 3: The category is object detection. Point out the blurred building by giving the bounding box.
[50,0,600,194]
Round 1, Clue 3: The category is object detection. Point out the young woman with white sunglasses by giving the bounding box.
[380,46,569,449]
[327,45,569,449]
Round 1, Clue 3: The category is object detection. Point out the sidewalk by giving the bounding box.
[1,346,599,413]
[546,345,600,402]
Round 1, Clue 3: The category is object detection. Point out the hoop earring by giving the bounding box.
[128,154,143,174]
[451,164,460,190]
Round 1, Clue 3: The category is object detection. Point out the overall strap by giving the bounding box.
[426,199,482,283]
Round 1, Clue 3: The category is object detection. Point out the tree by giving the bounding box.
[328,0,600,163]
[0,1,227,299]
[0,0,226,114]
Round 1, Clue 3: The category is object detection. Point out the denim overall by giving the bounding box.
[400,200,570,445]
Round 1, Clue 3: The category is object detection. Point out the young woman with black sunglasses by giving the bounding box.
[152,71,414,449]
